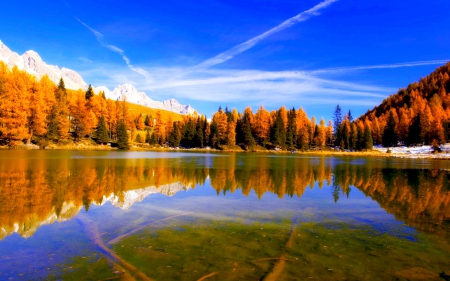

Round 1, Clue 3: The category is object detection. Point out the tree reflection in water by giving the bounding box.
[0,154,449,240]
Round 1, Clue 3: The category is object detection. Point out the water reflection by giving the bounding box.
[0,152,449,240]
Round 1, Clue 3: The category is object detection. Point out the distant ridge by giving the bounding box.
[0,40,196,115]
[95,84,196,115]
[0,40,88,91]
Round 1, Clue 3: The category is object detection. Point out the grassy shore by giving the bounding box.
[2,140,450,159]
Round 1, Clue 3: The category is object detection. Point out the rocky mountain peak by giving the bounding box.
[0,40,196,115]
[0,40,88,91]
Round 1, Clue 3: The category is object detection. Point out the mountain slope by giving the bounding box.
[0,40,88,91]
[96,84,195,115]
[358,62,450,145]
[0,40,196,115]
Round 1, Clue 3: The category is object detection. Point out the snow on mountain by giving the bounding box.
[95,84,196,115]
[0,40,88,91]
[107,182,192,210]
[0,182,191,240]
[0,40,195,115]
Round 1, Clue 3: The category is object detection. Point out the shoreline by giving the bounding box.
[2,143,450,159]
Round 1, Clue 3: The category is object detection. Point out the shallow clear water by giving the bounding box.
[0,150,449,280]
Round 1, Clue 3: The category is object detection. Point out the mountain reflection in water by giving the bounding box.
[0,152,449,240]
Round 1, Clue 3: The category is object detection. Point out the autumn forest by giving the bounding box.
[1,61,450,150]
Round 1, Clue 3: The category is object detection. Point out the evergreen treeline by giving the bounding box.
[332,106,373,150]
[355,62,450,147]
[160,106,333,151]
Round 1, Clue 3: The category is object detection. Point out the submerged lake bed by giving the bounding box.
[0,151,449,280]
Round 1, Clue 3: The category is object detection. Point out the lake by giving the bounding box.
[0,150,449,280]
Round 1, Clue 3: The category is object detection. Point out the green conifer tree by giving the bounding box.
[363,125,373,150]
[135,134,142,143]
[270,112,286,148]
[382,111,398,147]
[145,129,151,143]
[286,108,297,148]
[117,121,129,149]
[96,116,110,144]
[85,84,94,100]
[150,132,157,145]
[46,105,58,141]
[243,121,256,150]
[194,119,204,147]
[356,126,364,150]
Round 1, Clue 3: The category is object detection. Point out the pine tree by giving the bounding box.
[85,84,94,100]
[253,105,271,145]
[55,78,70,140]
[356,125,364,150]
[194,119,204,147]
[28,80,47,139]
[382,111,398,147]
[363,125,373,150]
[145,130,151,144]
[150,132,157,145]
[135,134,142,143]
[168,123,181,147]
[154,110,164,144]
[212,108,228,144]
[135,114,145,130]
[243,121,256,150]
[333,104,343,140]
[181,118,196,148]
[144,115,150,126]
[286,108,297,148]
[96,116,110,144]
[270,111,286,148]
[296,108,310,150]
[46,105,59,141]
[209,122,219,148]
[117,121,129,149]
[349,123,357,150]
[407,113,422,145]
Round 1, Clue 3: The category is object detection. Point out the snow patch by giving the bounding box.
[0,40,88,91]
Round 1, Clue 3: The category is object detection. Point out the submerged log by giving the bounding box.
[107,211,195,245]
[76,214,153,281]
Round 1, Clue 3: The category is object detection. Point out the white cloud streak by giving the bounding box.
[75,17,153,83]
[311,60,450,74]
[190,0,339,70]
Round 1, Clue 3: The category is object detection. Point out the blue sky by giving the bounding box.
[1,0,449,120]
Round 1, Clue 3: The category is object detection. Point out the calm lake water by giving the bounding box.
[0,150,449,280]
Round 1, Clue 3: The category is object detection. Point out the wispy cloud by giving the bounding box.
[78,56,92,63]
[190,0,339,70]
[311,60,450,74]
[75,17,153,83]
[125,68,393,111]
[79,57,446,111]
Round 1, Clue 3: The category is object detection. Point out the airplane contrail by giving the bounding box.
[311,60,450,74]
[76,17,153,82]
[190,0,339,70]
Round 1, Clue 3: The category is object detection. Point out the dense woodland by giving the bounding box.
[0,61,179,148]
[354,62,450,148]
[1,60,450,150]
[0,61,335,150]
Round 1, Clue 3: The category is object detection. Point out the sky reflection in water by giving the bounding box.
[0,151,449,280]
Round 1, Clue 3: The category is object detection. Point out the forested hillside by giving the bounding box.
[0,61,183,147]
[357,62,450,146]
[3,58,449,150]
